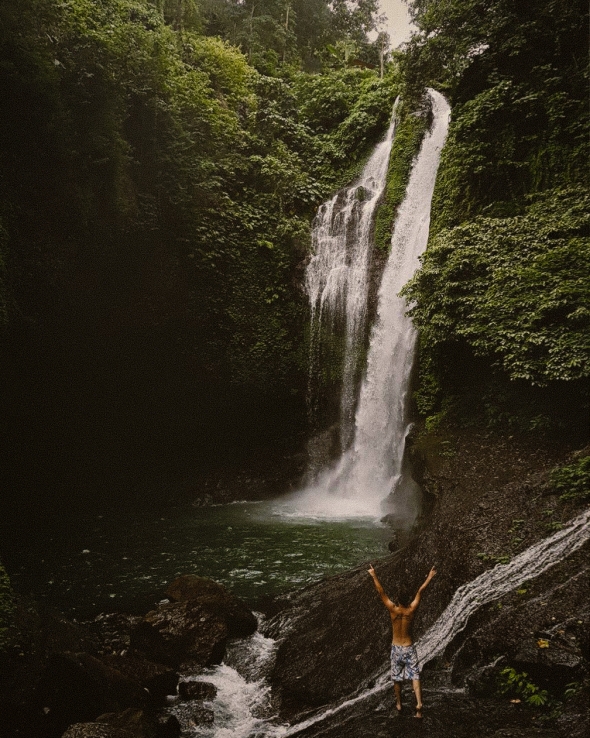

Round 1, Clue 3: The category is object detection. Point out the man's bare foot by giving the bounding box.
[414,705,423,718]
[395,702,402,713]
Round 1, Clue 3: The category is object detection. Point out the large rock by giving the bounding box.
[165,575,257,637]
[263,565,390,716]
[129,575,257,668]
[130,601,228,667]
[89,612,144,655]
[36,651,147,735]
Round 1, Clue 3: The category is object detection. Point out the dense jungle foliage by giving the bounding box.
[400,0,589,438]
[0,0,397,509]
[1,0,587,519]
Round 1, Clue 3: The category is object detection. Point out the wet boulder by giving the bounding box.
[90,612,144,655]
[101,654,178,703]
[264,564,389,716]
[165,575,257,637]
[130,601,228,668]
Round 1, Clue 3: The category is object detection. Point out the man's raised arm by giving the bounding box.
[409,566,437,611]
[368,564,394,610]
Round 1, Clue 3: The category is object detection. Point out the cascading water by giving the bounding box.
[306,100,399,453]
[416,507,590,664]
[288,89,450,520]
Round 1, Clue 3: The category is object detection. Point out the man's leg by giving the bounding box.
[412,679,423,717]
[393,681,402,712]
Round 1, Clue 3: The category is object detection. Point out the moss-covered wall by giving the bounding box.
[397,0,589,440]
[374,100,430,253]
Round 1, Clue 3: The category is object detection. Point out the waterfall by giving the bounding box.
[290,89,450,520]
[306,99,399,452]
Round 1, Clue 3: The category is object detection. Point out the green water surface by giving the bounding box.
[10,500,392,617]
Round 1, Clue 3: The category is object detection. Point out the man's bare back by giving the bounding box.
[389,605,415,646]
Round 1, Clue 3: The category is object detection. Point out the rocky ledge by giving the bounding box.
[261,428,589,736]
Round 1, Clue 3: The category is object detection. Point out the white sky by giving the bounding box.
[377,0,416,48]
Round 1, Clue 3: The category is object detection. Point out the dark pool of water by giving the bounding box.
[8,499,392,617]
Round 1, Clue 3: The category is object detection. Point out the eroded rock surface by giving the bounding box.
[165,574,257,638]
[263,430,590,736]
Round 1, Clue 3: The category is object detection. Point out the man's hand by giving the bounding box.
[428,566,437,579]
[368,564,376,577]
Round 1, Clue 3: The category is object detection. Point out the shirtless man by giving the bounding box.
[368,564,436,718]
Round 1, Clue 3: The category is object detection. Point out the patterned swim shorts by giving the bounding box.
[390,644,421,682]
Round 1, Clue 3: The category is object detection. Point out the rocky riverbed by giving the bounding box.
[1,427,588,738]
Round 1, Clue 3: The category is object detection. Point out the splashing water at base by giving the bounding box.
[168,630,288,738]
[284,89,450,522]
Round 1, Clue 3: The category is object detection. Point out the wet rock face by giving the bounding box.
[131,601,228,668]
[264,567,389,715]
[165,574,258,638]
[451,555,589,693]
[264,428,590,732]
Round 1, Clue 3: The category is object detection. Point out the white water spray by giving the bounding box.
[287,89,450,520]
[306,100,399,451]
